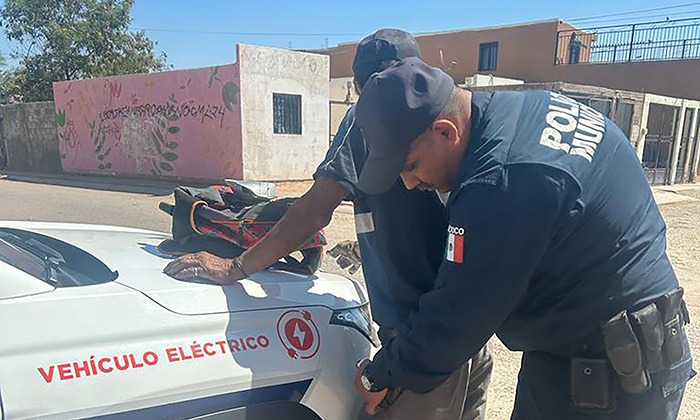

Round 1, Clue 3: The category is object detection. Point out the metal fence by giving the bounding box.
[555,18,700,65]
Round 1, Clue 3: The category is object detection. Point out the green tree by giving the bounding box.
[0,66,26,103]
[0,51,21,103]
[1,0,168,101]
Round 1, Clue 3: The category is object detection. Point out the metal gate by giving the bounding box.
[642,104,679,185]
[674,108,695,183]
[689,116,700,183]
[614,102,635,139]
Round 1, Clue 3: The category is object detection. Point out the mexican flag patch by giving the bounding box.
[446,225,465,263]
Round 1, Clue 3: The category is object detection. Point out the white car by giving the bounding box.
[0,221,373,420]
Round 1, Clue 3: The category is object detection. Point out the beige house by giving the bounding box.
[319,19,700,101]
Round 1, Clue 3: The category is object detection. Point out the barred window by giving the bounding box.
[273,93,302,135]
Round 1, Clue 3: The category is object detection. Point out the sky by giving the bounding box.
[1,0,699,70]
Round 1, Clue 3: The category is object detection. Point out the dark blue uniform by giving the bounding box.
[365,91,693,419]
[315,106,448,331]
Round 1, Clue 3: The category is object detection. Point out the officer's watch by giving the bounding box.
[360,365,382,392]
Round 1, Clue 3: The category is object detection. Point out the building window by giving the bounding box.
[478,42,498,71]
[273,93,302,135]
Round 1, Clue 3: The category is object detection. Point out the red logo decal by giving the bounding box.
[277,309,320,360]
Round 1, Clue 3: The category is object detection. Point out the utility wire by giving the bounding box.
[130,27,364,37]
[568,2,700,22]
[567,10,700,28]
[128,3,700,40]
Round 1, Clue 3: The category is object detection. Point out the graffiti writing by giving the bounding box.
[99,102,227,124]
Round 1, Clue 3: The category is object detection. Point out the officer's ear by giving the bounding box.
[431,119,459,146]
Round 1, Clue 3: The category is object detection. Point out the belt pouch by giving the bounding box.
[629,303,665,373]
[602,310,651,394]
[571,358,616,413]
[657,288,686,366]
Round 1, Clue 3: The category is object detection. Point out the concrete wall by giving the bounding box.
[321,20,700,101]
[1,101,62,173]
[552,59,700,100]
[53,64,243,180]
[238,44,329,181]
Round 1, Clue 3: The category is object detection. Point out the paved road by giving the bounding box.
[0,173,173,233]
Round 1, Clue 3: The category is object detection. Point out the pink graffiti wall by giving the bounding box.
[53,64,243,179]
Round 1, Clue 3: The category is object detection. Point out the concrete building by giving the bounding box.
[40,44,329,181]
[320,18,700,101]
[237,45,330,181]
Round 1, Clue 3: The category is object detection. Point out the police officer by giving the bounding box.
[352,58,694,419]
[164,30,492,420]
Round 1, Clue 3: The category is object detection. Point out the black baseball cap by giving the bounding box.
[356,57,454,195]
[352,29,422,83]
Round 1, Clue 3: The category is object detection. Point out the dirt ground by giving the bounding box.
[661,189,700,420]
[275,182,700,420]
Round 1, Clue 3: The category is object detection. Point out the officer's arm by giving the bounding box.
[236,176,349,276]
[236,106,360,278]
[366,165,578,393]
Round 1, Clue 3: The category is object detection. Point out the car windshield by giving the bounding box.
[0,228,118,287]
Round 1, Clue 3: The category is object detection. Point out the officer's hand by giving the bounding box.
[163,251,242,284]
[354,359,388,416]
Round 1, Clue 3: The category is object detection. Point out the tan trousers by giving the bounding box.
[358,345,492,420]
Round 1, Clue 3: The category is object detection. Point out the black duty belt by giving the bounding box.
[542,287,690,414]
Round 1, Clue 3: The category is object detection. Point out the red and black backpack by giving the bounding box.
[158,183,326,275]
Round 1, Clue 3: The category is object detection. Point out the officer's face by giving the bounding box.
[399,120,462,193]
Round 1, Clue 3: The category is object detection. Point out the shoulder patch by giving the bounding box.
[446,225,465,263]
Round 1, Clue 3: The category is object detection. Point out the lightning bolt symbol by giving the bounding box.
[293,322,306,347]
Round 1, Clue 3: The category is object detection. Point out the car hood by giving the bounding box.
[0,221,367,315]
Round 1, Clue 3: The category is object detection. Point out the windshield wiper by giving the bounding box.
[0,227,118,285]
[0,232,66,284]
